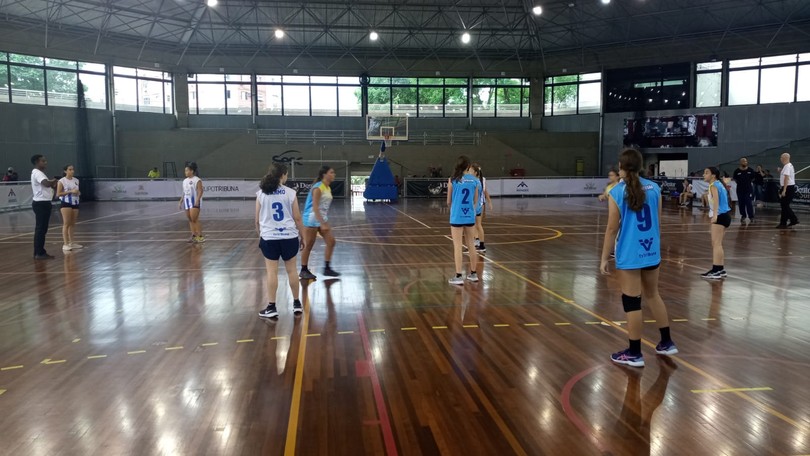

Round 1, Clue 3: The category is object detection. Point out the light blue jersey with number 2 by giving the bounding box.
[449,175,479,225]
[609,178,661,270]
[257,185,298,240]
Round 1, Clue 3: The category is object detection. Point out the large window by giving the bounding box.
[543,73,601,116]
[0,52,107,108]
[255,75,360,117]
[728,54,805,106]
[369,77,482,117]
[471,78,530,117]
[115,66,172,113]
[695,61,722,107]
[187,74,250,115]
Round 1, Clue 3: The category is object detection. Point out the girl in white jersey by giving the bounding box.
[256,163,306,318]
[179,162,204,243]
[472,163,492,253]
[56,164,82,252]
[299,165,340,279]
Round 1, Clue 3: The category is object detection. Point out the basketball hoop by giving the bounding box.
[383,134,393,148]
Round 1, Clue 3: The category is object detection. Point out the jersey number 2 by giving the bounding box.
[271,202,284,221]
[636,204,652,232]
[461,188,471,204]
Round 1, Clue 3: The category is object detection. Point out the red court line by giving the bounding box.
[357,313,399,456]
[560,365,609,454]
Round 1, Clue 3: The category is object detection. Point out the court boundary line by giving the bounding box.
[284,294,312,455]
[384,203,431,228]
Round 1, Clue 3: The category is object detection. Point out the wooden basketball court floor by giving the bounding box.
[0,197,808,456]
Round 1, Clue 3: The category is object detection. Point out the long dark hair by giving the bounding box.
[63,164,74,177]
[314,165,332,184]
[185,161,199,176]
[706,167,721,181]
[472,162,484,185]
[260,163,287,194]
[452,155,471,182]
[619,148,646,212]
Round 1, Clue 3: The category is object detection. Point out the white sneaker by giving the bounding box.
[62,244,72,251]
[448,275,464,285]
[474,239,481,248]
[70,243,83,249]
[466,272,479,282]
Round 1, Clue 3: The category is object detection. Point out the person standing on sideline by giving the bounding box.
[600,149,677,367]
[702,167,731,280]
[57,165,83,252]
[179,162,205,243]
[30,155,59,260]
[598,169,621,202]
[256,163,305,318]
[776,153,799,229]
[733,157,756,223]
[753,165,765,207]
[447,155,480,285]
[472,163,492,253]
[3,167,18,181]
[299,166,340,279]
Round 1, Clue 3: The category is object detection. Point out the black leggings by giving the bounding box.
[780,185,798,225]
[32,201,53,256]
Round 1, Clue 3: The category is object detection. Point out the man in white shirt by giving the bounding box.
[776,152,799,229]
[30,154,59,259]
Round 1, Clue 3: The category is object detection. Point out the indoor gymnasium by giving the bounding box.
[1,1,810,455]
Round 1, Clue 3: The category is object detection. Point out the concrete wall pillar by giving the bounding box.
[174,73,189,128]
[529,73,544,130]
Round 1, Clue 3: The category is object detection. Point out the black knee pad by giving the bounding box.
[622,294,642,313]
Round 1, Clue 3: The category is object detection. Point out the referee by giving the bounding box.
[776,153,799,229]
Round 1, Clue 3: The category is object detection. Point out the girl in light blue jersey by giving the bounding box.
[447,155,479,285]
[300,165,340,279]
[601,149,677,368]
[701,167,731,280]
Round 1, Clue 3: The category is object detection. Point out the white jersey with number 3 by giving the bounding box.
[257,185,298,240]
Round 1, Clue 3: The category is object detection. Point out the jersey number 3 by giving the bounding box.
[636,204,652,232]
[271,202,284,221]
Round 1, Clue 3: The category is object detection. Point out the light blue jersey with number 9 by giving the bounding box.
[608,178,661,270]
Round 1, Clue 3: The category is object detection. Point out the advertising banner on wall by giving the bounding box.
[405,179,448,198]
[488,178,608,197]
[0,183,34,211]
[94,179,346,201]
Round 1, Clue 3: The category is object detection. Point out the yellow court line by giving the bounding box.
[337,331,355,335]
[72,338,81,343]
[1,365,24,371]
[370,329,385,333]
[164,346,183,351]
[644,319,657,323]
[432,326,448,330]
[41,359,66,365]
[201,343,218,347]
[305,333,321,337]
[555,322,572,326]
[692,387,773,394]
[401,327,417,331]
[0,389,6,396]
[463,324,479,328]
[479,254,809,432]
[493,324,510,327]
[127,350,146,355]
[702,318,717,321]
[672,319,689,322]
[236,339,254,343]
[271,336,287,340]
[284,293,312,456]
[87,355,107,360]
[524,323,541,327]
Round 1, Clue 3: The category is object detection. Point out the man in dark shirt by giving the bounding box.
[733,157,756,222]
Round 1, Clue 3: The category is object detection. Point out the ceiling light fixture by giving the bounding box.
[369,31,379,41]
[532,6,543,15]
[275,29,285,39]
[206,0,217,6]
[601,0,610,4]
[461,32,471,43]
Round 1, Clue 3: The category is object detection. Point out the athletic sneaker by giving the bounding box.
[293,300,303,314]
[611,349,645,367]
[323,267,341,277]
[186,236,196,243]
[258,304,278,318]
[62,244,72,251]
[448,275,464,285]
[299,269,317,280]
[788,220,800,227]
[466,272,479,282]
[474,239,481,248]
[655,341,679,356]
[194,236,206,243]
[740,217,747,223]
[70,243,84,249]
[701,270,726,280]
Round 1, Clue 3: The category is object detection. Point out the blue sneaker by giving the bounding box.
[611,349,645,367]
[655,341,679,356]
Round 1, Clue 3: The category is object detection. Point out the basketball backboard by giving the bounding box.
[366,115,408,141]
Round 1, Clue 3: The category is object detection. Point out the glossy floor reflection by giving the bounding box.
[0,198,808,455]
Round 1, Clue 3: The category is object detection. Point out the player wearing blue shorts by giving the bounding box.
[447,155,480,285]
[179,162,204,243]
[299,165,340,279]
[256,163,306,318]
[601,149,678,367]
[701,167,731,280]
